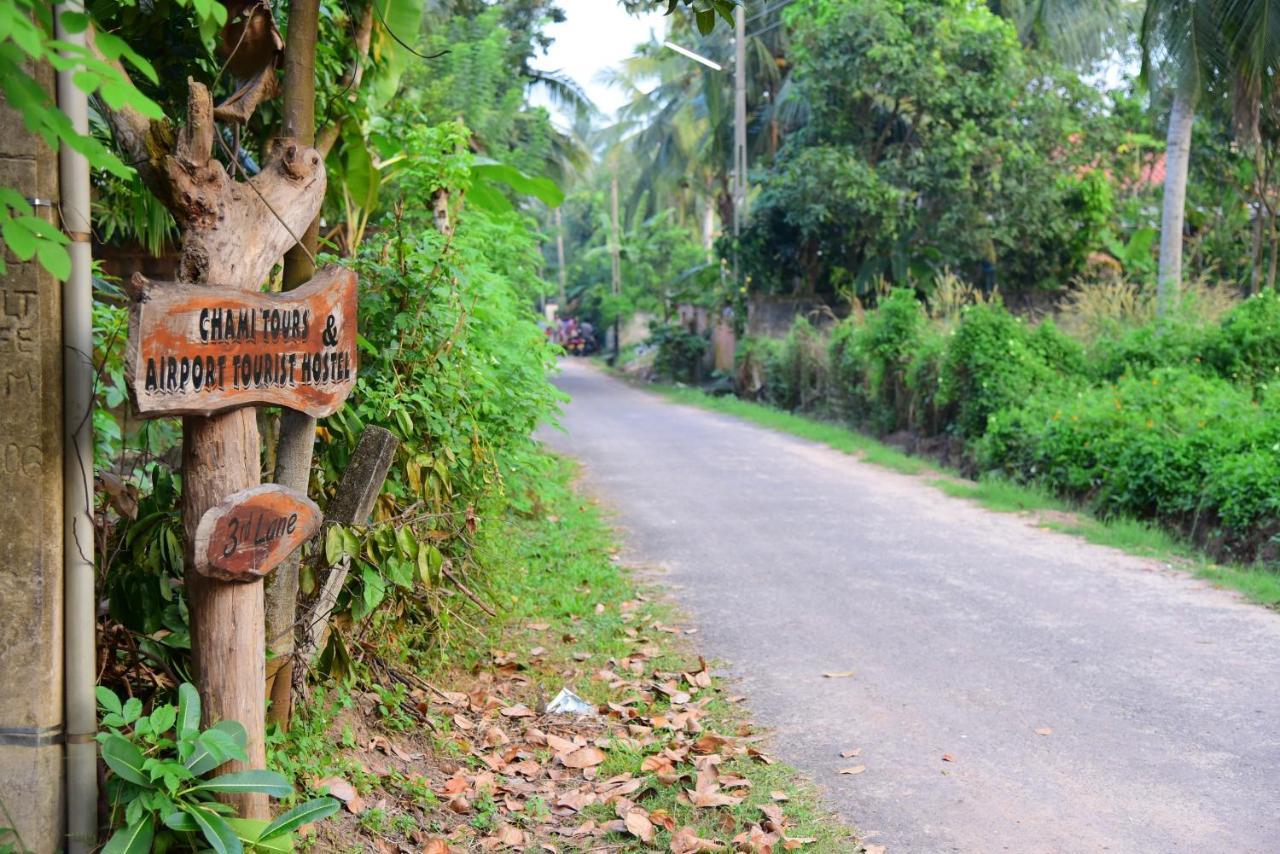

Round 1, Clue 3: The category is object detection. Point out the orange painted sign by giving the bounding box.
[125,265,358,418]
[193,484,322,580]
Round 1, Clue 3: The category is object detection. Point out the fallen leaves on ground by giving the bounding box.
[306,602,846,851]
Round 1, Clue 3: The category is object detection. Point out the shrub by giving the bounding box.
[904,329,951,436]
[940,301,1059,438]
[979,366,1280,558]
[1086,318,1214,382]
[651,322,708,383]
[827,316,874,420]
[1029,317,1086,377]
[861,288,925,430]
[750,317,830,411]
[1204,290,1280,392]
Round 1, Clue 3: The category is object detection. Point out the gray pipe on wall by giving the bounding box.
[54,1,98,850]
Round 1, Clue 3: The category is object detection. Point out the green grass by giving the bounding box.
[639,382,1280,609]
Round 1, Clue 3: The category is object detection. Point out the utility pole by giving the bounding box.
[554,206,568,309]
[732,1,747,279]
[610,172,622,359]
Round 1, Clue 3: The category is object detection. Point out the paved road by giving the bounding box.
[540,360,1280,853]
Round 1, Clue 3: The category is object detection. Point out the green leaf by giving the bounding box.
[122,697,143,724]
[695,7,716,34]
[102,816,154,854]
[96,686,124,717]
[394,525,418,558]
[35,240,70,279]
[58,11,89,33]
[341,125,381,212]
[101,734,148,786]
[226,817,295,850]
[471,162,564,207]
[1,218,35,260]
[360,565,386,613]
[163,809,200,832]
[260,797,339,840]
[324,525,344,565]
[189,770,293,798]
[186,805,243,854]
[466,181,513,214]
[186,720,248,775]
[177,683,201,741]
[148,703,177,736]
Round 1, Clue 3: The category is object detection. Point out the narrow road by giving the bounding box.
[540,360,1280,854]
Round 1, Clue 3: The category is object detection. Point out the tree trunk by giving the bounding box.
[265,0,321,729]
[1268,205,1279,292]
[1157,87,1195,317]
[1250,200,1264,295]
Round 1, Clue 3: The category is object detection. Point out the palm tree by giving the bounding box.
[1139,0,1225,314]
[1036,0,1276,312]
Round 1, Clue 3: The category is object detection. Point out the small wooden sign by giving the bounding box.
[193,484,322,581]
[126,265,358,418]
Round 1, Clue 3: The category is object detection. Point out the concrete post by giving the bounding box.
[0,61,66,851]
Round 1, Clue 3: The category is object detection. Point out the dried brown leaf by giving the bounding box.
[561,746,606,769]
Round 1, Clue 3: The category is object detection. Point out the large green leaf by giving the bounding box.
[226,817,293,852]
[101,733,148,786]
[259,797,340,840]
[472,161,565,207]
[177,682,201,742]
[189,770,293,798]
[186,805,243,854]
[186,720,248,776]
[341,125,381,212]
[102,817,154,854]
[367,0,429,108]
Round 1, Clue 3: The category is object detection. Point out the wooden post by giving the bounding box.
[297,426,397,664]
[266,0,322,728]
[164,81,325,819]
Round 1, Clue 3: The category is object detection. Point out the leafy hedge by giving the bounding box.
[739,290,1280,564]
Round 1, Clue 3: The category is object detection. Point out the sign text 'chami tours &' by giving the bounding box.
[125,265,359,418]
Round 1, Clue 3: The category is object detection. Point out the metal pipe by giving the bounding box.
[732,3,747,284]
[54,1,98,849]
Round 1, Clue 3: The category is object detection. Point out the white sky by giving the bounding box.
[528,0,666,123]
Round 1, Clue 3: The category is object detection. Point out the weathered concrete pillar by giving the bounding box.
[0,61,66,851]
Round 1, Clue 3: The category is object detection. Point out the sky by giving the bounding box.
[527,0,666,123]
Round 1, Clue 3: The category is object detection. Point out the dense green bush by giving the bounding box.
[1204,291,1280,392]
[940,302,1061,438]
[904,329,950,436]
[980,367,1280,558]
[738,318,830,411]
[862,289,925,430]
[1086,318,1214,382]
[650,322,708,383]
[827,317,873,420]
[727,283,1280,565]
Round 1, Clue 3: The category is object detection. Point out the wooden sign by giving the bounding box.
[194,484,322,581]
[126,265,358,418]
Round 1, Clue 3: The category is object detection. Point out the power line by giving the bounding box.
[745,18,786,40]
[744,0,792,26]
